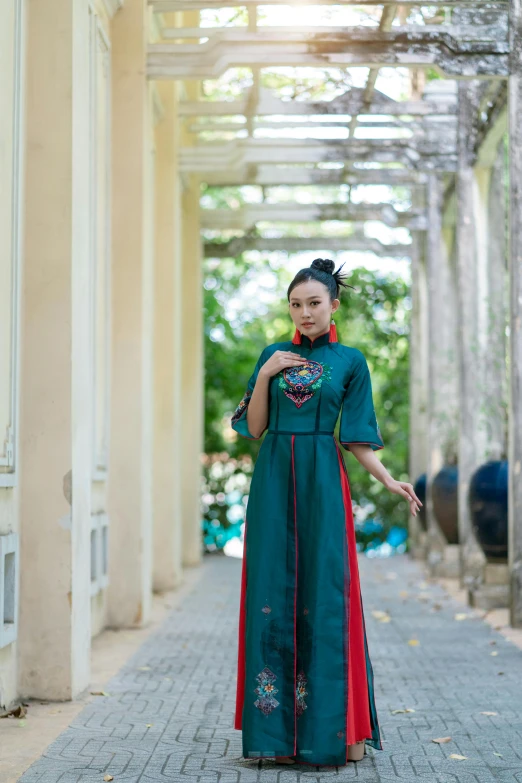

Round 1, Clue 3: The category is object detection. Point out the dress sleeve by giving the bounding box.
[231,348,268,440]
[339,352,384,451]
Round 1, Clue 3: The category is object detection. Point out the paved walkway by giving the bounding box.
[18,553,522,783]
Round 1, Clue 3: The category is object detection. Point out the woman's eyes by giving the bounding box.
[292,301,321,307]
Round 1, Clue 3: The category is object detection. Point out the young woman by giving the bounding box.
[231,258,422,767]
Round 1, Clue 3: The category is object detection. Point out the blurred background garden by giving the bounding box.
[201,257,410,559]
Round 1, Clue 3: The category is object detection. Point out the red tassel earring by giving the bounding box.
[292,327,302,344]
[329,316,338,342]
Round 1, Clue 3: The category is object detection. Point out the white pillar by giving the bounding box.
[408,232,429,557]
[455,82,489,590]
[18,0,92,699]
[181,175,204,567]
[108,0,154,626]
[153,80,184,590]
[425,174,459,577]
[508,0,522,627]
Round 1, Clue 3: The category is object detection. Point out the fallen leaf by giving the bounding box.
[146,724,153,728]
[493,752,503,757]
[371,610,391,622]
[408,639,420,646]
[432,737,452,744]
[480,711,498,716]
[137,666,151,671]
[449,754,468,760]
[0,704,27,719]
[391,708,415,714]
[454,613,469,621]
[490,651,499,656]
[18,720,26,727]
[399,591,409,598]
[90,691,110,697]
[104,775,114,781]
[497,671,504,675]
[432,603,443,611]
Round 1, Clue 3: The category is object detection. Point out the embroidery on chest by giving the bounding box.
[278,360,333,408]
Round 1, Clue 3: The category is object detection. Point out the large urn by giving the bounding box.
[469,460,508,562]
[432,465,459,544]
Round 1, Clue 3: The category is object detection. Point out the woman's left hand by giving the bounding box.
[384,478,423,517]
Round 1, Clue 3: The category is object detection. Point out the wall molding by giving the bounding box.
[0,0,25,487]
[89,11,112,476]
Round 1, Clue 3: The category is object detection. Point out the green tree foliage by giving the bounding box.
[205,258,411,531]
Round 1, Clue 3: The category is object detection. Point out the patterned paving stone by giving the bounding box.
[18,553,522,782]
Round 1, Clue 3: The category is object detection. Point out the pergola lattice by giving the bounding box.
[147,0,522,625]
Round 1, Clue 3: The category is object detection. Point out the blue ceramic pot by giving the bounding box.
[432,465,459,544]
[413,473,427,531]
[469,460,508,562]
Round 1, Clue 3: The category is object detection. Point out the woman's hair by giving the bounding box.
[287,258,354,302]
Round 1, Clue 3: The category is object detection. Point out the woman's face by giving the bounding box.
[288,279,340,339]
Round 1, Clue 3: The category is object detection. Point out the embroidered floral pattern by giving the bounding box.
[261,604,272,614]
[296,670,308,716]
[337,730,344,739]
[279,360,333,409]
[254,666,280,715]
[231,388,252,425]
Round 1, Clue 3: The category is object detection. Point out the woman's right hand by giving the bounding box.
[259,350,308,379]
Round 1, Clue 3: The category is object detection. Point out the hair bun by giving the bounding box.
[311,258,335,275]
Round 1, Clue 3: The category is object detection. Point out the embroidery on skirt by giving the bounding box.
[261,604,272,614]
[231,388,252,424]
[296,670,308,716]
[278,361,333,409]
[254,666,280,715]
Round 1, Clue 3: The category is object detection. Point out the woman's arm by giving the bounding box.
[346,443,423,517]
[246,350,307,439]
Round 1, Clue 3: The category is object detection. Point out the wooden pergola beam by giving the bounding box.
[148,29,508,80]
[150,0,506,11]
[201,203,426,229]
[181,138,457,172]
[201,166,427,186]
[178,96,457,117]
[204,234,412,257]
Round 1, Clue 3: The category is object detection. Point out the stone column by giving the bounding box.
[408,230,429,558]
[18,0,92,699]
[508,0,522,627]
[108,0,154,626]
[153,79,184,590]
[465,130,510,610]
[425,174,460,577]
[455,82,488,590]
[181,174,204,567]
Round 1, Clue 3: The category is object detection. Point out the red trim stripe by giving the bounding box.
[335,443,372,751]
[291,434,298,755]
[234,520,248,729]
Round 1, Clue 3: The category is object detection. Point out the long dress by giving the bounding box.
[231,325,384,766]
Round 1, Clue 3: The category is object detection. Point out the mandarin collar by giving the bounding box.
[300,329,331,349]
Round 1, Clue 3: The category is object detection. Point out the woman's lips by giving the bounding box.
[302,323,314,327]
